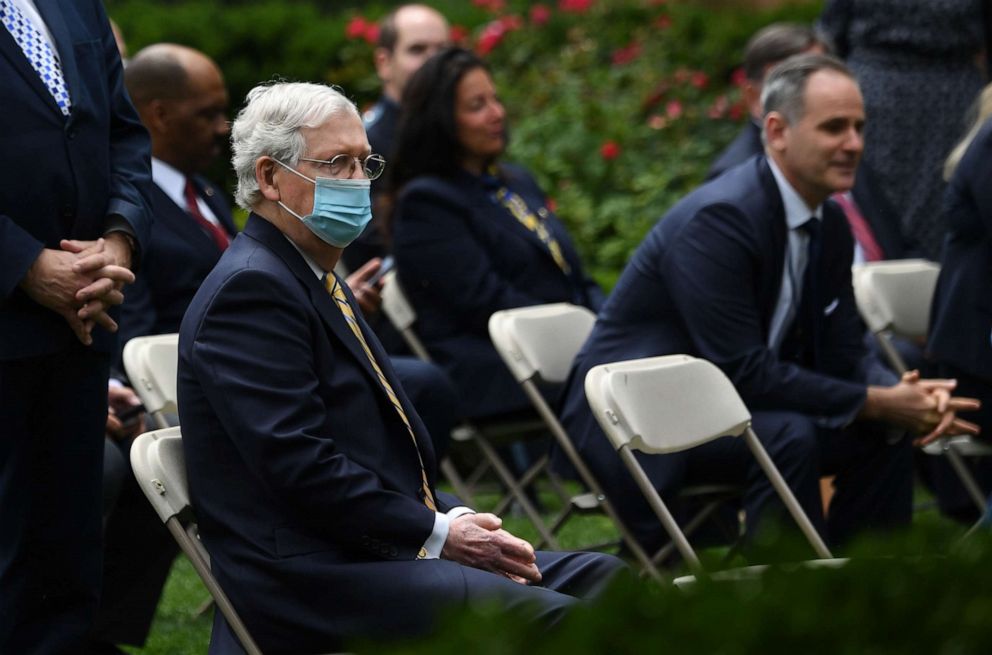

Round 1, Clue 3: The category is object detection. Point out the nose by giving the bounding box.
[844,125,863,153]
[350,157,367,180]
[490,99,506,123]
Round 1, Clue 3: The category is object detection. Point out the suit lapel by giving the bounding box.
[243,216,384,389]
[757,157,789,331]
[0,1,62,114]
[197,178,237,237]
[151,185,225,261]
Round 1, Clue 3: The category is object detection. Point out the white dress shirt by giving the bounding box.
[766,158,824,354]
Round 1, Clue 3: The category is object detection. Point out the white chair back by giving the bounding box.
[851,259,940,338]
[585,355,751,454]
[380,270,418,332]
[122,333,179,417]
[488,303,596,383]
[130,426,189,523]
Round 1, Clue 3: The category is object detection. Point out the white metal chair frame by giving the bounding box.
[852,260,992,512]
[131,427,263,655]
[585,355,833,572]
[380,271,562,548]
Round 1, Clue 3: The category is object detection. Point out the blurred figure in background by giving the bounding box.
[925,84,992,522]
[820,0,987,261]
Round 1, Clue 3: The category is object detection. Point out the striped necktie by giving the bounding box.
[0,0,71,115]
[326,276,437,511]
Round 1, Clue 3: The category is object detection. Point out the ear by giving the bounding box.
[742,81,762,122]
[764,111,789,153]
[141,99,170,136]
[256,157,281,202]
[373,47,392,82]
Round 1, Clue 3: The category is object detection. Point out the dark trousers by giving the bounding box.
[91,436,179,648]
[0,345,109,655]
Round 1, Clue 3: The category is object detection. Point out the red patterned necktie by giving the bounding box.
[832,192,884,262]
[184,178,230,251]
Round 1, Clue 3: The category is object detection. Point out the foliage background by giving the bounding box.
[106,0,820,287]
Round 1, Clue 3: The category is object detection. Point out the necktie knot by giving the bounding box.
[800,216,820,239]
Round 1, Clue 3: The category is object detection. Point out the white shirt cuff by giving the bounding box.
[419,506,475,559]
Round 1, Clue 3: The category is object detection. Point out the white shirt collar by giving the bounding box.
[282,234,327,280]
[767,157,823,230]
[151,157,187,208]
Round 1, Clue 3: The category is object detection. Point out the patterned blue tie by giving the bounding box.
[0,0,71,115]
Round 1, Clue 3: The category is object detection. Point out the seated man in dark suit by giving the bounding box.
[707,23,911,262]
[558,55,979,555]
[178,81,625,653]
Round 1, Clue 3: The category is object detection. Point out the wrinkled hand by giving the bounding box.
[441,513,542,585]
[106,384,144,441]
[63,236,135,333]
[345,257,383,316]
[20,247,103,345]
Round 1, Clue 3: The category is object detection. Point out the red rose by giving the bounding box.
[363,23,380,45]
[450,25,469,44]
[690,71,709,89]
[345,16,367,40]
[611,42,642,66]
[730,67,747,87]
[500,14,524,31]
[600,140,621,160]
[530,4,552,25]
[665,99,683,120]
[476,21,506,56]
[558,0,593,13]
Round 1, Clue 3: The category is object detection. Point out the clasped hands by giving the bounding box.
[19,235,134,346]
[879,370,982,447]
[441,513,542,585]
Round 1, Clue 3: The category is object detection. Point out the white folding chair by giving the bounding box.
[380,272,560,548]
[122,333,179,430]
[131,427,263,655]
[585,355,833,572]
[852,260,992,512]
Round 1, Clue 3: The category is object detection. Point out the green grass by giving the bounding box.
[125,477,968,654]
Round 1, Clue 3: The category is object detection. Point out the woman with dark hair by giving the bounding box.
[387,48,603,419]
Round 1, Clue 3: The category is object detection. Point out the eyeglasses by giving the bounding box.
[299,153,386,180]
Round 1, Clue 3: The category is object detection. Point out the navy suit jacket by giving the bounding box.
[706,121,911,259]
[178,214,471,651]
[393,164,604,418]
[560,156,869,475]
[929,119,992,379]
[117,177,235,361]
[0,0,151,359]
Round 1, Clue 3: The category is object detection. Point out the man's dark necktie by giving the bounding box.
[781,217,822,369]
[184,178,230,252]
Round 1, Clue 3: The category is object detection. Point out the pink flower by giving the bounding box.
[345,16,368,40]
[690,71,709,89]
[558,0,593,13]
[450,25,469,44]
[500,14,524,31]
[647,114,667,130]
[665,99,683,120]
[476,21,506,56]
[611,42,642,66]
[600,140,621,160]
[654,14,672,30]
[530,4,552,25]
[708,94,729,119]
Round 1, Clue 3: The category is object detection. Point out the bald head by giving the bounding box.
[375,4,450,102]
[125,44,229,174]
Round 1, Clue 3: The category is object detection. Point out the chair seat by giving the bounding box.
[922,436,992,458]
[672,558,850,589]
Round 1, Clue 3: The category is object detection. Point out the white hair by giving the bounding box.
[231,82,360,210]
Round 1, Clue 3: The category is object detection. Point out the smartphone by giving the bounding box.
[116,403,146,425]
[366,256,395,288]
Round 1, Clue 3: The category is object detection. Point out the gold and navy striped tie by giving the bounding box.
[326,276,437,511]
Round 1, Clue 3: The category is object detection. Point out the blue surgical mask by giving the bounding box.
[275,160,372,248]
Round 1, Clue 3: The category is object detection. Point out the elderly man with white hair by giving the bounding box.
[176,81,624,653]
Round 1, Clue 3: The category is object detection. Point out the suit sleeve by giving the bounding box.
[961,122,992,236]
[95,0,153,257]
[188,268,436,557]
[393,184,551,332]
[662,204,867,427]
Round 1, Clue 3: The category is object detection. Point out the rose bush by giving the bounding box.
[108,0,820,287]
